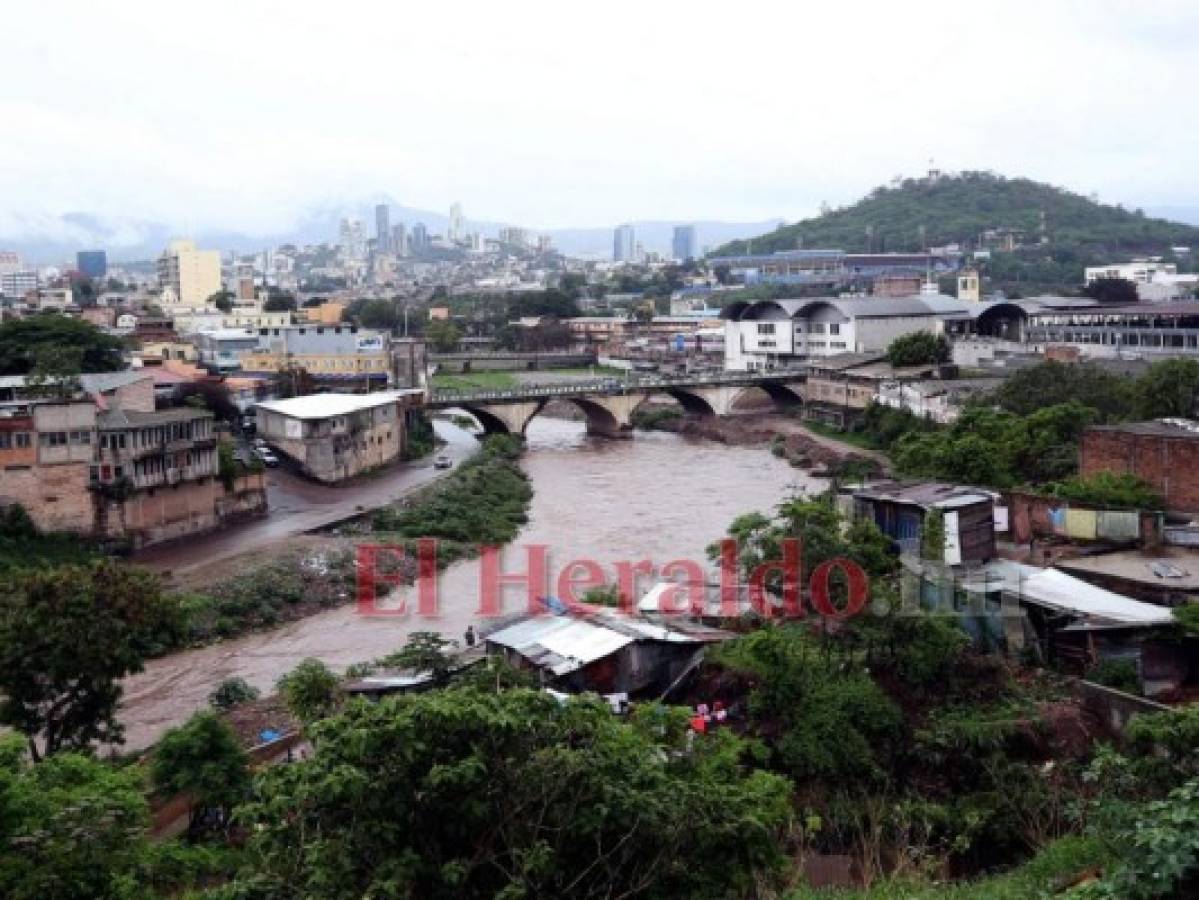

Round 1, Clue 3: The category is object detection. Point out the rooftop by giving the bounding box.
[255,390,423,420]
[97,406,212,429]
[853,480,994,510]
[1056,548,1199,591]
[1088,418,1199,439]
[996,561,1176,627]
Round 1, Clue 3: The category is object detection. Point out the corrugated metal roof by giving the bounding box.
[486,616,634,676]
[256,390,423,420]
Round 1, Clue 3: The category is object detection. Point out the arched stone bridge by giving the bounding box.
[427,368,808,438]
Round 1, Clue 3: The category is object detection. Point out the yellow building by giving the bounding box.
[297,301,346,325]
[158,239,222,307]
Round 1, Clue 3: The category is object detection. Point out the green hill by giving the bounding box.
[715,171,1199,257]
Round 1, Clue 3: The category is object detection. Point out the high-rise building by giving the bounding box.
[76,250,108,279]
[392,223,408,257]
[671,225,697,262]
[375,204,391,254]
[411,223,429,254]
[339,218,366,262]
[613,224,635,262]
[448,203,464,242]
[157,239,222,307]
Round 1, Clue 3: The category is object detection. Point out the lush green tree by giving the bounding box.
[224,688,790,899]
[1135,357,1199,419]
[991,361,1137,421]
[0,562,181,759]
[209,677,260,712]
[0,314,125,375]
[176,380,239,422]
[346,298,399,330]
[208,290,235,313]
[886,331,950,366]
[425,318,461,352]
[379,631,459,685]
[0,735,151,899]
[262,290,297,312]
[276,658,341,725]
[1083,276,1139,305]
[152,711,250,835]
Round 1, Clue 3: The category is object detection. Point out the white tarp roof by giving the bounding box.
[255,390,422,420]
[1004,563,1175,626]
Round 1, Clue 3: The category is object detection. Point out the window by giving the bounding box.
[810,323,826,334]
[15,433,29,449]
[40,431,68,447]
[829,323,840,335]
[0,434,10,449]
[756,323,776,335]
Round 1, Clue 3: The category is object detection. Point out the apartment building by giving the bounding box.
[158,239,222,307]
[0,372,266,546]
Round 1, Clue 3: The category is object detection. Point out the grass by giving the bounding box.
[803,420,885,453]
[786,835,1107,899]
[429,371,520,391]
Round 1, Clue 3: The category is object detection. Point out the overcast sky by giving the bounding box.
[3,0,1198,237]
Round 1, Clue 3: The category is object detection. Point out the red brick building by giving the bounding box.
[1080,421,1199,513]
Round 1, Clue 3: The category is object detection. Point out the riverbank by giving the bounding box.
[634,405,890,475]
[115,418,816,749]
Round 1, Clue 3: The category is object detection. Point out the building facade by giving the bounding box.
[672,225,697,262]
[255,391,422,482]
[240,324,392,386]
[613,224,635,262]
[76,250,108,279]
[158,239,222,307]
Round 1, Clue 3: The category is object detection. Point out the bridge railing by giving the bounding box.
[428,366,808,405]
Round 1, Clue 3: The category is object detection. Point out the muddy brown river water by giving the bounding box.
[118,416,824,750]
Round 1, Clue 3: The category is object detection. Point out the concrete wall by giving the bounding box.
[1075,679,1171,735]
[1081,429,1199,513]
[0,461,94,533]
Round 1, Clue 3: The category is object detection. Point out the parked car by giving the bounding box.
[434,454,453,470]
[255,447,279,467]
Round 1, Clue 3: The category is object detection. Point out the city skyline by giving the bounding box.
[4,1,1199,246]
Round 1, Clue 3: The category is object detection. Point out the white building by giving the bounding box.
[721,295,972,371]
[1084,260,1177,284]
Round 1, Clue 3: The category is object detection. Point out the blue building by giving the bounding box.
[672,225,697,262]
[76,250,108,279]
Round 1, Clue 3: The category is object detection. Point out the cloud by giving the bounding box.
[3,0,1198,238]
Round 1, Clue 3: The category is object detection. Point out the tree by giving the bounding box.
[1051,471,1163,510]
[226,688,790,898]
[886,331,950,367]
[0,734,152,899]
[1135,358,1199,419]
[208,290,235,313]
[1083,276,1139,305]
[0,314,125,375]
[175,380,239,423]
[991,361,1137,421]
[425,318,461,352]
[263,290,297,312]
[347,298,399,330]
[0,562,181,759]
[209,676,260,711]
[276,658,340,724]
[151,711,250,836]
[379,631,458,685]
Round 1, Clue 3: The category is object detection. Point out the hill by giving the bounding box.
[715,171,1199,258]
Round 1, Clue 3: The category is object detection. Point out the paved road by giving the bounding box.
[133,420,478,576]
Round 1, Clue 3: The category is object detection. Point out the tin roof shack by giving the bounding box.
[917,558,1190,698]
[853,481,996,565]
[484,611,732,697]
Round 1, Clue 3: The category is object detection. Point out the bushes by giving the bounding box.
[373,434,531,546]
[1086,658,1140,694]
[1051,471,1163,510]
[208,677,260,712]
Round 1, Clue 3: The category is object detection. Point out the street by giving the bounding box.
[132,419,478,576]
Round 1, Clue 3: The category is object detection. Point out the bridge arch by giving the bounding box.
[752,381,805,409]
[657,387,718,417]
[455,404,519,436]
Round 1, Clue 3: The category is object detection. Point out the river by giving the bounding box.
[118,416,824,750]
